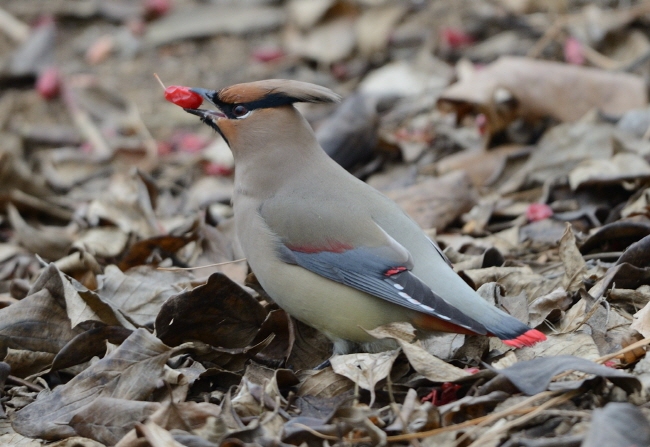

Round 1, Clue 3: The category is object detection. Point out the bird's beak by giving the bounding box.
[183,87,231,143]
[190,87,217,105]
[184,107,226,120]
[184,88,226,126]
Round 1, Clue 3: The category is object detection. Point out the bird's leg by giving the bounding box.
[314,359,332,370]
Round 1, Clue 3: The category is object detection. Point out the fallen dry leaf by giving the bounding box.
[355,4,407,57]
[434,144,530,187]
[438,56,646,136]
[386,171,476,230]
[400,340,470,382]
[569,152,650,190]
[285,17,356,64]
[12,329,174,440]
[0,287,82,377]
[155,273,267,348]
[69,398,161,445]
[631,301,650,339]
[50,325,133,372]
[517,332,600,361]
[31,264,132,329]
[7,204,72,261]
[144,5,286,47]
[582,402,650,447]
[558,224,587,292]
[297,367,354,399]
[96,265,191,327]
[493,355,640,395]
[287,0,336,30]
[331,350,400,405]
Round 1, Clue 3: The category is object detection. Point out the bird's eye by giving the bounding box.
[232,105,250,118]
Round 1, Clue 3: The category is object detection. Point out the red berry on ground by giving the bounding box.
[476,113,488,136]
[421,382,462,405]
[564,37,585,65]
[80,143,94,154]
[143,0,171,18]
[204,162,234,176]
[252,46,285,63]
[441,27,474,48]
[171,132,209,153]
[36,67,61,100]
[164,85,203,109]
[526,203,554,222]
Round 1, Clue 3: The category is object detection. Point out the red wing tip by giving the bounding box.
[502,329,546,348]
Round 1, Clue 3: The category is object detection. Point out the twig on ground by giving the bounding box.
[156,258,247,271]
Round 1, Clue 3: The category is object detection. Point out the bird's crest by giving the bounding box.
[213,79,341,109]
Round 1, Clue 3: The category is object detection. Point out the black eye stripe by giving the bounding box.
[237,93,296,110]
[210,92,298,119]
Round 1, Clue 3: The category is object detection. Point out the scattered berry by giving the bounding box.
[564,37,585,65]
[476,113,488,136]
[80,143,94,154]
[204,162,234,176]
[331,62,349,80]
[526,203,554,222]
[36,67,60,100]
[172,132,209,153]
[143,0,171,19]
[422,382,462,405]
[441,27,474,49]
[252,46,285,63]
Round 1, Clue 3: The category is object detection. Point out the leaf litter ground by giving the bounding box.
[2,0,650,446]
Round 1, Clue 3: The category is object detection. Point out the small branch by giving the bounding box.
[153,73,167,90]
[7,375,45,392]
[527,16,569,59]
[466,390,581,447]
[156,258,247,271]
[596,337,650,364]
[454,390,558,445]
[292,391,565,444]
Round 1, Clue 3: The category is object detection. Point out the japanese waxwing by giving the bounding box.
[184,80,546,354]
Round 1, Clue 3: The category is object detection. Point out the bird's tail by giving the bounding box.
[483,309,547,348]
[413,307,546,348]
[499,328,547,348]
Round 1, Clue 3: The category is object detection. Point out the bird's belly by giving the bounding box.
[257,261,412,343]
[234,198,412,344]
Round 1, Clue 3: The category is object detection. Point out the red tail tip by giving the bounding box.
[502,329,546,348]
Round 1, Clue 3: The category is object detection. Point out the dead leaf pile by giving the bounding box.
[2,0,650,445]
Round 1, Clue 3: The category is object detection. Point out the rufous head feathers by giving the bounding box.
[190,79,340,118]
[217,79,340,106]
[185,79,340,148]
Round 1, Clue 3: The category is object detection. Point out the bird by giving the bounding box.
[183,79,546,355]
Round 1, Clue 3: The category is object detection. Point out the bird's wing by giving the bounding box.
[260,199,488,335]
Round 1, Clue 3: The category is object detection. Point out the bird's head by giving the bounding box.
[184,79,340,150]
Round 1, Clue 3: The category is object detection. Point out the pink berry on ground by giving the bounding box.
[526,203,553,222]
